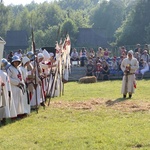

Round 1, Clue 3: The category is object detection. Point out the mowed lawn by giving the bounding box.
[0,80,150,150]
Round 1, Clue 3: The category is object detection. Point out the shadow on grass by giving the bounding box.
[0,118,16,127]
[105,97,130,106]
[0,114,30,128]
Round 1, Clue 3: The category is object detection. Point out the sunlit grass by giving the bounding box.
[0,80,150,150]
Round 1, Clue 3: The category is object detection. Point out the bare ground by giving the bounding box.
[50,98,150,112]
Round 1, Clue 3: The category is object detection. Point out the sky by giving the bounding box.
[3,0,53,6]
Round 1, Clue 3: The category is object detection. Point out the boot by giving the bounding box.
[123,94,126,98]
[129,94,132,98]
[1,118,6,125]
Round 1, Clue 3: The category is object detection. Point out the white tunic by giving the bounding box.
[30,61,42,107]
[121,57,139,94]
[0,71,10,119]
[20,66,31,114]
[7,65,24,115]
[0,70,17,118]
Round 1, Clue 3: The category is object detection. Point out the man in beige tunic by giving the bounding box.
[121,50,139,98]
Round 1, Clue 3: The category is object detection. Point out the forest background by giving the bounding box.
[0,0,150,51]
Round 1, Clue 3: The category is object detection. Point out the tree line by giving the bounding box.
[0,0,150,49]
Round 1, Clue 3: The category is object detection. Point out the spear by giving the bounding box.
[31,27,38,113]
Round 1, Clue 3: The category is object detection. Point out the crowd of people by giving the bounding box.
[1,43,150,125]
[0,48,66,125]
[70,44,150,80]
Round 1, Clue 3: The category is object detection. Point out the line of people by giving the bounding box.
[0,49,63,125]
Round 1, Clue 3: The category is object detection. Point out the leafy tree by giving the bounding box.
[61,19,78,46]
[39,3,65,28]
[58,0,99,10]
[11,8,31,31]
[115,0,150,45]
[0,4,11,37]
[3,0,150,49]
[34,30,46,48]
[90,0,124,41]
[65,9,91,28]
[33,26,60,48]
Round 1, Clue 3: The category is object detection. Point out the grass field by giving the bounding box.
[0,80,150,150]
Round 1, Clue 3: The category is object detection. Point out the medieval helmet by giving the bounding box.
[1,58,9,68]
[27,51,34,61]
[1,58,8,68]
[11,55,21,63]
[37,53,44,60]
[1,58,10,70]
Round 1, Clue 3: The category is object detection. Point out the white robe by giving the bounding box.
[39,62,49,96]
[121,57,139,94]
[30,61,42,107]
[19,66,31,114]
[0,70,17,118]
[7,65,24,115]
[0,71,10,119]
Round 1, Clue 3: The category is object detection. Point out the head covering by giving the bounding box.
[127,50,134,59]
[11,55,21,63]
[42,49,50,61]
[128,50,133,55]
[1,58,8,68]
[49,53,54,57]
[38,53,44,59]
[22,56,30,66]
[128,50,134,55]
[27,51,34,60]
[144,50,147,53]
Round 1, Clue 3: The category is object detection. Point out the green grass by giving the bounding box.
[0,80,150,150]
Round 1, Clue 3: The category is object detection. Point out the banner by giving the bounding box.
[0,37,6,67]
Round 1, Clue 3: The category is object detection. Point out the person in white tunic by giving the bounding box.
[7,56,25,116]
[121,50,139,98]
[0,59,18,124]
[1,59,17,119]
[19,56,34,115]
[30,53,42,108]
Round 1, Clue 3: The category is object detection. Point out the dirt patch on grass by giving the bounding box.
[50,98,150,112]
[105,99,150,112]
[51,99,104,110]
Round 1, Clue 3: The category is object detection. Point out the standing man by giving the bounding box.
[121,50,139,98]
[7,55,25,117]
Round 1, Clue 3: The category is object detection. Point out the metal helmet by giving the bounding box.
[38,53,44,59]
[26,51,34,61]
[1,58,8,68]
[1,58,11,70]
[11,55,21,63]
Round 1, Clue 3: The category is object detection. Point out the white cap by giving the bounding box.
[42,49,50,61]
[22,56,30,66]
